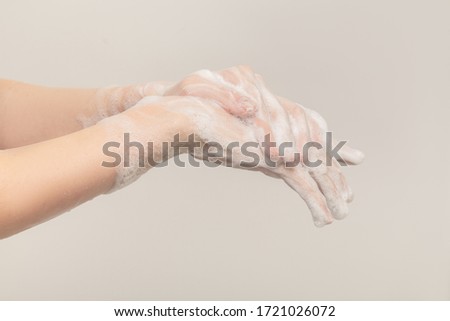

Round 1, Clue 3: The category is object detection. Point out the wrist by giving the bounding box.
[97,85,144,115]
[96,97,196,192]
[83,84,145,127]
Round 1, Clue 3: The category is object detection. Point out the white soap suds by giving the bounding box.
[79,86,144,129]
[98,111,150,193]
[194,69,259,115]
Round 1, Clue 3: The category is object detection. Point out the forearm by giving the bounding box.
[0,103,188,239]
[0,123,116,239]
[0,79,171,149]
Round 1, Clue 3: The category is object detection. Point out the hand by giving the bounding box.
[157,66,364,227]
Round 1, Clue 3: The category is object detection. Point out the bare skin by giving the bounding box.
[0,80,168,148]
[0,66,363,239]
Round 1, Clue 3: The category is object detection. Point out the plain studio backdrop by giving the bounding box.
[0,0,449,300]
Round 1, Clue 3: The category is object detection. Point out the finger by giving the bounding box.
[306,148,349,220]
[277,97,311,164]
[329,159,353,203]
[253,74,297,163]
[219,67,291,162]
[194,69,259,118]
[218,66,245,86]
[184,82,256,118]
[333,140,365,165]
[311,172,349,220]
[281,167,334,227]
[299,106,356,206]
[219,66,263,108]
[174,97,261,168]
[219,65,257,89]
[172,70,258,118]
[303,110,349,219]
[303,106,328,143]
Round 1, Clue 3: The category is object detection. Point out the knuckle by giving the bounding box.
[237,64,254,73]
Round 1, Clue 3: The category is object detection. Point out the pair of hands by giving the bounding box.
[123,66,364,227]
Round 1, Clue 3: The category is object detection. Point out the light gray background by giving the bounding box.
[0,0,449,300]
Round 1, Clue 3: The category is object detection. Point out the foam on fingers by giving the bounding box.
[310,169,349,220]
[254,75,297,163]
[168,69,258,119]
[326,160,353,203]
[281,167,334,227]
